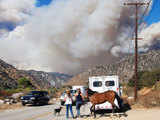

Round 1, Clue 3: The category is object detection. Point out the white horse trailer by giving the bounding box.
[89,75,121,110]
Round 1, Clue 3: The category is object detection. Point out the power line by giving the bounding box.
[126,0,151,55]
[124,1,149,101]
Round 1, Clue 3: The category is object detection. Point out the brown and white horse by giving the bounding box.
[86,88,121,118]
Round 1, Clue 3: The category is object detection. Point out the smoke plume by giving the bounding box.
[0,0,157,74]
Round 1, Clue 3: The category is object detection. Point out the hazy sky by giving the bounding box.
[0,0,160,74]
[36,0,160,25]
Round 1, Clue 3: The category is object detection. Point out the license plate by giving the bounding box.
[24,100,28,102]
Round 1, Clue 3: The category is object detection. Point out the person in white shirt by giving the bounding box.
[64,89,74,119]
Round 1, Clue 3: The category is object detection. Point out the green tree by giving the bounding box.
[17,77,32,88]
[128,69,160,89]
[128,71,145,89]
[140,69,160,87]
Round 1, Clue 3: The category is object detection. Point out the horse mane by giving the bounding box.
[86,88,97,97]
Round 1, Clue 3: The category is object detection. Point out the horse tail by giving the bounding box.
[115,92,123,109]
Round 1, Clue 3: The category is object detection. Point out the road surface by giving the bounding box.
[0,104,56,120]
[0,103,160,120]
[0,103,91,120]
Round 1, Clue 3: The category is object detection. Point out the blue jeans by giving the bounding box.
[76,101,82,117]
[66,104,74,118]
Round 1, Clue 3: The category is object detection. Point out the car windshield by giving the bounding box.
[27,91,41,96]
[70,90,76,94]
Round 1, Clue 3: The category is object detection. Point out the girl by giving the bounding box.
[64,89,74,119]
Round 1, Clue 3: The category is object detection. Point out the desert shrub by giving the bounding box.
[140,70,160,87]
[128,69,160,89]
[123,86,134,97]
[128,71,145,89]
[47,87,58,98]
[17,77,32,88]
[0,90,12,98]
[153,82,160,90]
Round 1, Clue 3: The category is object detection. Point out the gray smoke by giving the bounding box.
[0,0,155,74]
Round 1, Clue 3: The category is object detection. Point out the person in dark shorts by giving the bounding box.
[75,88,84,118]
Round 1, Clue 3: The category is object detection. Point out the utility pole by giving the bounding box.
[124,2,149,101]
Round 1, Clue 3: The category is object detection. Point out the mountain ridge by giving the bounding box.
[67,50,160,85]
[0,59,72,89]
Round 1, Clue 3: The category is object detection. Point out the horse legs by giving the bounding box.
[90,105,93,115]
[111,102,116,114]
[93,105,96,118]
[90,104,96,118]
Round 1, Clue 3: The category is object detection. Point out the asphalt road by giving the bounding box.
[0,104,56,120]
[1,103,160,120]
[0,103,91,120]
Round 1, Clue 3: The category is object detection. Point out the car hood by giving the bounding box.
[22,95,37,100]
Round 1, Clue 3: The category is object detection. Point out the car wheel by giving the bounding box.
[22,102,26,106]
[45,101,49,105]
[32,101,37,106]
[43,101,48,105]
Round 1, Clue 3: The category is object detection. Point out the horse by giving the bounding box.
[86,88,122,118]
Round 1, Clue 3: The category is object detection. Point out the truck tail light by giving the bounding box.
[117,88,119,91]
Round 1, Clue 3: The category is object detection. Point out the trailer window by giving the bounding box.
[105,81,115,87]
[93,81,102,87]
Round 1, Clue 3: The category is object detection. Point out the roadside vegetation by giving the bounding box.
[128,68,160,89]
[0,77,57,99]
[0,77,67,101]
[122,68,160,108]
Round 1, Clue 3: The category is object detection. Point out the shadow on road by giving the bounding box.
[79,101,131,118]
[27,103,53,107]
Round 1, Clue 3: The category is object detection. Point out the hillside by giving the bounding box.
[0,59,72,89]
[67,50,160,85]
[25,70,72,88]
[0,59,39,89]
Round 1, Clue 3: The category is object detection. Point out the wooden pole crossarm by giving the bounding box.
[124,3,149,6]
[131,38,143,40]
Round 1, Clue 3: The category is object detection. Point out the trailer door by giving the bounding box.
[104,77,120,95]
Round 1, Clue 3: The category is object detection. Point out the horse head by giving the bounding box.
[86,88,97,98]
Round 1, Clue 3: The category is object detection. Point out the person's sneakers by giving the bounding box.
[76,115,81,118]
[72,116,76,119]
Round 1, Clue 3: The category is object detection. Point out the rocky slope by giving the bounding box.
[25,70,72,88]
[0,59,39,89]
[67,50,160,85]
[0,59,72,89]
